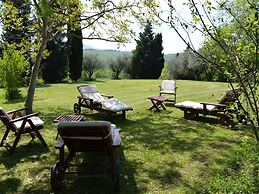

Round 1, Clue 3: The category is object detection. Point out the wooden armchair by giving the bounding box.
[0,107,47,155]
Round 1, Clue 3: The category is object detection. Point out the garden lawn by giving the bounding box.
[0,80,244,193]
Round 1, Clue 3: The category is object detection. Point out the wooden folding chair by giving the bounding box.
[0,107,47,155]
[159,80,177,103]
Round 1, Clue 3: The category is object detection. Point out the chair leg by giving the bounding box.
[28,120,47,147]
[0,128,10,146]
[10,133,21,155]
[35,129,47,147]
[122,111,126,120]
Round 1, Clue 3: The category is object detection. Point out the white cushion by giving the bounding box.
[161,80,176,93]
[13,116,44,130]
[101,98,133,112]
[79,85,98,94]
[160,90,176,94]
[112,127,121,146]
[84,93,105,103]
[175,101,215,111]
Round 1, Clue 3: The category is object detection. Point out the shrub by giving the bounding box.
[0,48,29,99]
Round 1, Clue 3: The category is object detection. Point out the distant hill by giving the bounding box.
[83,49,175,65]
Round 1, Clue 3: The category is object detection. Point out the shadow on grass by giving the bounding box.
[49,146,139,194]
[3,96,26,104]
[36,84,51,88]
[112,111,237,193]
[0,141,49,168]
[70,80,108,85]
[0,177,21,193]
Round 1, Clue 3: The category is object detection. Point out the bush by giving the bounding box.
[207,136,258,193]
[93,68,112,79]
[0,48,29,99]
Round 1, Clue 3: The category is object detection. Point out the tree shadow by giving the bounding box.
[36,84,51,88]
[3,96,26,104]
[0,141,49,169]
[0,177,21,193]
[50,146,139,194]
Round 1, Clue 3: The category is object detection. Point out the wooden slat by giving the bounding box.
[53,115,84,123]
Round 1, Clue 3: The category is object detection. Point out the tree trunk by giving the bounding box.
[25,21,48,114]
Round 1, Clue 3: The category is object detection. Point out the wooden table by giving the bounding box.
[148,96,168,112]
[53,115,84,123]
[53,115,84,139]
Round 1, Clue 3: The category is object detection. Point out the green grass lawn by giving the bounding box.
[0,80,244,193]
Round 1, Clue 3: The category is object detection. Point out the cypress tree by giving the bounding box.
[41,33,68,83]
[130,21,164,79]
[68,28,83,82]
[151,33,164,78]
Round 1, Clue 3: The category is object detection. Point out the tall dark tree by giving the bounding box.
[151,33,165,78]
[130,21,164,79]
[41,33,68,83]
[68,27,83,82]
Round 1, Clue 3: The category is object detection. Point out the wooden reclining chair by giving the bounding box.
[175,88,242,125]
[74,85,133,119]
[159,80,177,103]
[0,107,47,155]
[51,121,121,193]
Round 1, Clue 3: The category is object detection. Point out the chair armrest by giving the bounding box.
[101,93,113,99]
[201,102,227,108]
[6,107,27,114]
[112,128,121,146]
[78,96,93,101]
[201,102,227,111]
[10,112,39,123]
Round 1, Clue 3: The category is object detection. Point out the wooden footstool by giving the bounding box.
[148,96,168,112]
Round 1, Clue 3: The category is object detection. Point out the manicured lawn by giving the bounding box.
[0,80,243,193]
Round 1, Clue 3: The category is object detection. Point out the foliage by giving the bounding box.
[110,55,131,79]
[207,136,258,193]
[130,21,165,79]
[0,47,29,99]
[168,49,204,80]
[0,0,32,48]
[82,54,102,80]
[157,0,259,140]
[0,0,33,85]
[41,33,68,83]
